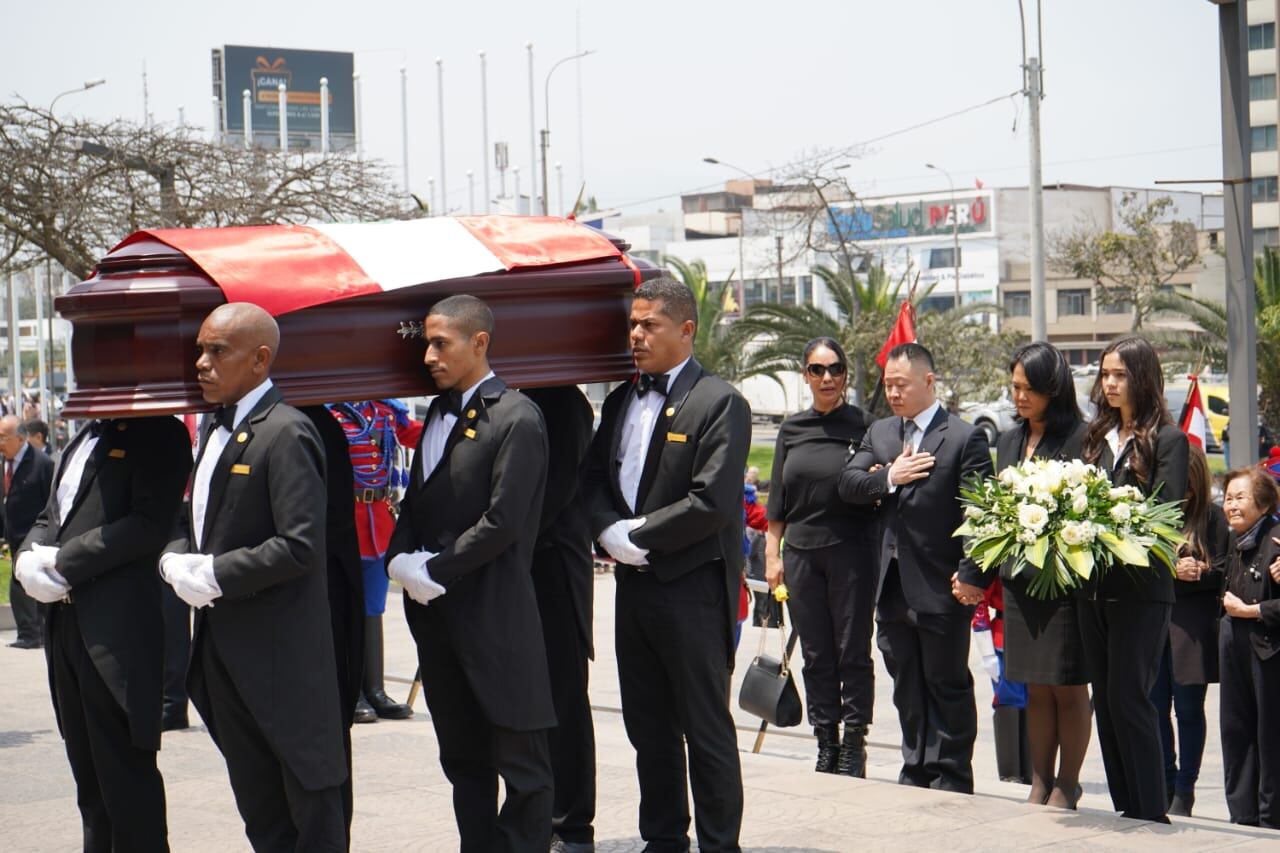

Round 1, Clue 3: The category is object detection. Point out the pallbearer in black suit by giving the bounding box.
[583,277,751,853]
[162,303,348,852]
[386,295,555,852]
[1219,467,1280,828]
[765,337,877,777]
[14,415,191,852]
[951,342,1092,809]
[838,343,993,794]
[524,385,598,853]
[1079,336,1188,823]
[3,415,56,648]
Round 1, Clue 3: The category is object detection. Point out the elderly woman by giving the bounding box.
[1219,466,1280,829]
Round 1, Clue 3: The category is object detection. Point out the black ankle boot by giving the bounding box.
[836,725,867,777]
[815,726,840,774]
[364,615,413,720]
[1169,790,1195,817]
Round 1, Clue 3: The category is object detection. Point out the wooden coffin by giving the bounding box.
[58,217,658,418]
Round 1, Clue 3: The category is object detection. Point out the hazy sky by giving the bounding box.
[4,1,1223,215]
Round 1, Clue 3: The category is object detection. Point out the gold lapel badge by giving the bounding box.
[108,448,126,459]
[231,463,251,475]
[665,406,675,417]
[464,428,478,440]
[466,408,477,420]
[667,432,688,443]
[236,432,248,443]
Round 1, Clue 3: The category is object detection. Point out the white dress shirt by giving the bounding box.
[1104,426,1132,472]
[420,371,495,481]
[191,379,274,549]
[617,357,690,513]
[56,429,99,522]
[887,399,942,493]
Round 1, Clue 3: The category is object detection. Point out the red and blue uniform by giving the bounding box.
[327,400,423,615]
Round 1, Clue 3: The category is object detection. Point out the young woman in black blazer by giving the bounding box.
[1080,335,1189,823]
[1151,446,1229,817]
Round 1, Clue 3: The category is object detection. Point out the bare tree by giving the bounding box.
[1049,192,1200,331]
[0,101,419,279]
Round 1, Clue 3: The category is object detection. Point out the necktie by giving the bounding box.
[438,390,463,418]
[3,459,10,495]
[212,406,236,432]
[636,372,669,397]
[903,419,917,455]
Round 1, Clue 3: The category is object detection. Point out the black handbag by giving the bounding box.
[738,617,802,727]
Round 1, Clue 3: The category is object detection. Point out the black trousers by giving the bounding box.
[408,607,553,853]
[615,563,742,853]
[198,632,346,853]
[531,549,596,844]
[10,570,46,643]
[1220,615,1280,828]
[159,583,191,720]
[785,539,876,730]
[875,563,976,793]
[1078,597,1171,822]
[48,604,168,853]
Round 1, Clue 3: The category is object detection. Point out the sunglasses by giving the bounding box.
[805,362,847,379]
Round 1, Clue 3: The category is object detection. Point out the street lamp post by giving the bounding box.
[926,163,961,309]
[555,162,564,217]
[541,50,595,218]
[436,58,447,215]
[319,77,330,154]
[277,83,288,152]
[703,156,753,317]
[242,89,253,149]
[479,51,491,213]
[49,78,106,115]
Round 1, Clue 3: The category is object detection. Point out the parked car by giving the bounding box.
[959,389,1018,447]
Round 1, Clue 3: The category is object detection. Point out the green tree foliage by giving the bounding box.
[662,255,751,383]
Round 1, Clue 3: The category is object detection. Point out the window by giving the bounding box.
[1061,349,1093,367]
[918,295,957,315]
[1100,299,1133,315]
[1250,74,1277,101]
[1253,125,1278,152]
[928,246,961,269]
[1255,176,1279,202]
[1256,227,1280,248]
[1207,395,1229,417]
[799,274,813,305]
[1003,291,1030,317]
[1251,22,1276,51]
[1057,288,1091,316]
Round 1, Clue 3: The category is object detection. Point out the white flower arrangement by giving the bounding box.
[955,457,1184,600]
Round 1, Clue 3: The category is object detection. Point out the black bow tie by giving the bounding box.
[438,390,463,419]
[212,406,236,432]
[636,373,669,398]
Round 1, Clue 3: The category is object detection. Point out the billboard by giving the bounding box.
[826,195,993,242]
[214,45,355,150]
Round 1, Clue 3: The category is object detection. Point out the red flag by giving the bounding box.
[876,300,918,369]
[1178,375,1208,451]
[975,178,985,189]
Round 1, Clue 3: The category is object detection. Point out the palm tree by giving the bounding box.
[662,255,751,382]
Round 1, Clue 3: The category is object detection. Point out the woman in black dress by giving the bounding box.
[765,337,877,776]
[1219,466,1280,828]
[1080,336,1189,823]
[1151,446,1230,817]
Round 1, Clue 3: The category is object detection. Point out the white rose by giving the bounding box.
[1064,460,1090,487]
[964,506,984,520]
[1061,521,1086,547]
[1018,502,1049,534]
[1071,490,1089,514]
[999,467,1021,487]
[1110,503,1132,523]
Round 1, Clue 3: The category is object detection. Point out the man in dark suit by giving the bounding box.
[525,385,597,853]
[838,342,993,794]
[161,302,347,852]
[14,415,191,852]
[2,414,56,648]
[582,276,751,853]
[386,294,554,852]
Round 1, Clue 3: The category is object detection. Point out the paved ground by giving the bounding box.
[1,571,1277,851]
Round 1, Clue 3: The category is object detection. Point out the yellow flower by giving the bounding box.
[773,583,790,603]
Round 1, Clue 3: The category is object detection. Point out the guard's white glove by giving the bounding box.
[160,552,221,609]
[387,550,446,605]
[14,549,71,604]
[599,518,649,566]
[973,628,1001,681]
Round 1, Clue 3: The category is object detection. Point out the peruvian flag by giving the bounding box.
[110,216,623,317]
[1178,375,1209,451]
[875,300,918,370]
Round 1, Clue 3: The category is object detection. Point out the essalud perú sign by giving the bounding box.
[826,196,992,242]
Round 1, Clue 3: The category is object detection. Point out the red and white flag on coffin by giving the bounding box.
[1178,374,1209,451]
[110,216,624,317]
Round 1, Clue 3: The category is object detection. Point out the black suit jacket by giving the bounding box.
[386,376,556,731]
[838,406,994,614]
[1091,423,1188,603]
[166,386,347,790]
[1226,515,1280,661]
[3,444,54,549]
[525,385,595,658]
[582,359,752,663]
[24,417,192,750]
[979,419,1088,589]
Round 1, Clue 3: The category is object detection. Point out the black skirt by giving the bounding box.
[1002,578,1090,686]
[1170,592,1220,685]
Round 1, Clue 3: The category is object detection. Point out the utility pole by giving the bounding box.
[400,67,410,193]
[436,58,447,216]
[526,43,537,213]
[7,274,19,412]
[319,77,330,154]
[277,83,288,152]
[775,234,785,304]
[1027,55,1047,342]
[479,51,491,213]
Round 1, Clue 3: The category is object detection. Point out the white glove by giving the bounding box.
[14,549,71,604]
[160,552,221,609]
[973,628,1001,681]
[599,518,649,566]
[388,550,446,605]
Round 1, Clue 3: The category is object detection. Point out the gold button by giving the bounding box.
[665,407,675,417]
[466,409,477,419]
[236,432,248,443]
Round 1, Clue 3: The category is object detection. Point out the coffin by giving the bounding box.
[58,216,658,418]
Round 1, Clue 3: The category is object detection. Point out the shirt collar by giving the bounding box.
[232,378,275,429]
[458,371,496,411]
[908,400,942,434]
[1104,426,1131,461]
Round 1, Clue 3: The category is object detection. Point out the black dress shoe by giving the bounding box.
[366,689,413,720]
[8,638,42,650]
[354,696,378,724]
[1169,790,1195,817]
